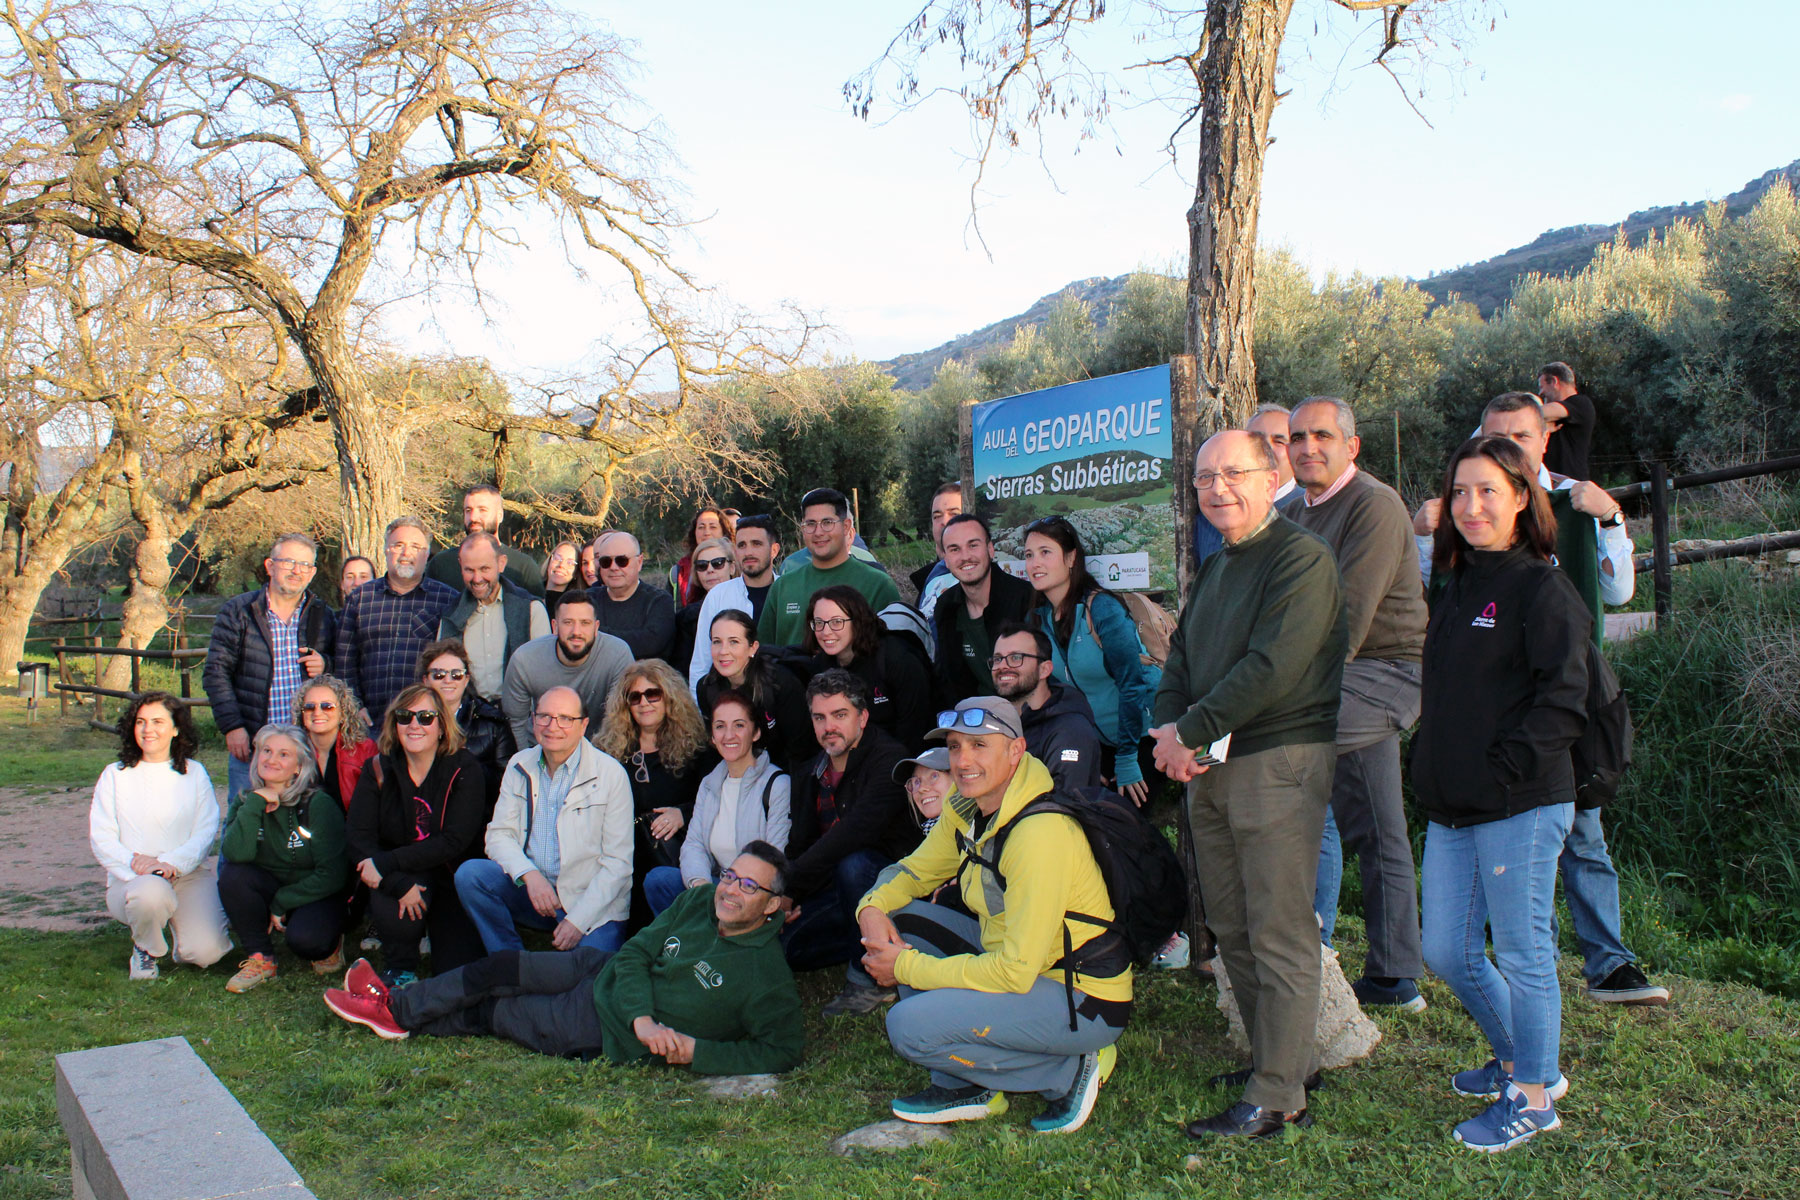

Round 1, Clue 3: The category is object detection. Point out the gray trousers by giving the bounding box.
[1187,742,1333,1113]
[388,947,613,1058]
[883,902,1125,1099]
[1330,658,1424,980]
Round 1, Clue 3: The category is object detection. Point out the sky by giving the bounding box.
[390,0,1800,377]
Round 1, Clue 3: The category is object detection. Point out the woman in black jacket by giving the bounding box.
[415,638,515,819]
[800,585,932,750]
[1413,436,1590,1154]
[346,683,488,984]
[696,609,813,771]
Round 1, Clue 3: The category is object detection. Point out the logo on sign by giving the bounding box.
[1471,601,1498,630]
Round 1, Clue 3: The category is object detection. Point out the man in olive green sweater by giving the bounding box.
[324,844,805,1075]
[1151,430,1348,1141]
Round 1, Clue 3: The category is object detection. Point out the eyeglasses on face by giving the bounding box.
[627,687,664,706]
[532,712,583,728]
[393,708,439,727]
[808,615,850,632]
[799,518,842,533]
[694,556,732,572]
[987,651,1045,669]
[300,701,337,713]
[718,867,778,897]
[426,668,468,682]
[1192,465,1276,490]
[595,555,635,569]
[904,775,945,794]
[269,556,317,571]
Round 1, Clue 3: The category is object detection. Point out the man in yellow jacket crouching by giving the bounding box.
[856,696,1132,1135]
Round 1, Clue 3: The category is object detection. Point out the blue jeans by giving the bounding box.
[643,865,696,917]
[1315,806,1343,946]
[226,753,252,817]
[1558,806,1636,985]
[1421,804,1572,1086]
[453,859,625,956]
[781,848,892,988]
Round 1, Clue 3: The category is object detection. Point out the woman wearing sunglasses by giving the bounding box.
[416,638,515,819]
[594,659,715,927]
[292,676,378,812]
[673,536,738,671]
[801,585,933,750]
[669,507,737,606]
[345,683,487,984]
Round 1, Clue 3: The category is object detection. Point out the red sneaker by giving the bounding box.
[344,957,389,1001]
[323,988,409,1040]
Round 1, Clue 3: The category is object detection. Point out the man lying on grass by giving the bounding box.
[324,843,804,1074]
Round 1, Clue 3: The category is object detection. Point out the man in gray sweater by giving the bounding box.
[1152,429,1347,1141]
[503,593,634,748]
[1287,398,1430,1014]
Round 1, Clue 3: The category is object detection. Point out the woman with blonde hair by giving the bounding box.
[292,676,378,811]
[593,658,714,926]
[673,535,738,669]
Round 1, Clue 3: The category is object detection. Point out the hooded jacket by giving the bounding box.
[931,567,1038,705]
[345,748,487,898]
[1019,678,1104,792]
[484,739,634,933]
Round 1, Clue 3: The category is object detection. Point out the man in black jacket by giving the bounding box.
[931,514,1038,705]
[585,530,677,662]
[783,669,918,1016]
[990,621,1102,791]
[203,532,335,805]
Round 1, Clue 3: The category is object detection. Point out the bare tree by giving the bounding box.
[848,0,1488,430]
[0,0,805,555]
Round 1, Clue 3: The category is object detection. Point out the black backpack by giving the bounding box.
[961,785,1187,1029]
[1573,638,1633,809]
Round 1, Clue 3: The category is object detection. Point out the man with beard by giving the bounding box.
[758,489,899,647]
[335,516,459,722]
[989,621,1102,792]
[930,514,1037,705]
[426,484,545,596]
[440,533,550,701]
[503,593,634,748]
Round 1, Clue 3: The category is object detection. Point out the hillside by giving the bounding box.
[880,274,1130,390]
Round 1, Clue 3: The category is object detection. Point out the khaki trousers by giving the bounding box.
[104,866,231,966]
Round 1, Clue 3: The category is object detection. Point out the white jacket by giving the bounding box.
[484,740,633,932]
[89,760,219,885]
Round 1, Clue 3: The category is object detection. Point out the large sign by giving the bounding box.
[969,364,1177,593]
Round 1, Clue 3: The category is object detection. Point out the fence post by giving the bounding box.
[56,640,68,719]
[1651,461,1672,631]
[130,649,141,697]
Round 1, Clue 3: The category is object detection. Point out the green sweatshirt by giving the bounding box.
[1152,514,1349,756]
[757,556,900,646]
[592,885,805,1075]
[218,788,348,917]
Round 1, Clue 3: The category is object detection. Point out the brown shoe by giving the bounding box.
[311,939,345,976]
[226,953,278,994]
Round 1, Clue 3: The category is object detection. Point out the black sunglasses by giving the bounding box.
[393,708,440,727]
[627,687,664,706]
[694,556,732,572]
[595,555,635,569]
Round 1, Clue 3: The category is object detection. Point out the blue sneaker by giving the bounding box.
[1453,1085,1561,1152]
[1451,1059,1570,1102]
[1352,976,1428,1013]
[1030,1046,1117,1134]
[892,1083,1008,1124]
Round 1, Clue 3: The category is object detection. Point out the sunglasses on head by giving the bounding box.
[393,708,440,727]
[595,555,634,569]
[627,687,664,706]
[694,556,732,572]
[937,707,1002,731]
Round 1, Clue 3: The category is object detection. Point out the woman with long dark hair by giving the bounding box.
[1414,436,1589,1152]
[801,585,932,748]
[88,692,230,980]
[416,637,516,818]
[542,540,582,614]
[1022,516,1155,804]
[346,683,488,984]
[695,608,812,770]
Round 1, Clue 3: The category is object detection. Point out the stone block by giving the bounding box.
[830,1119,953,1155]
[1208,945,1382,1070]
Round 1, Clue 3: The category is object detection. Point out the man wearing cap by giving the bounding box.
[989,620,1103,792]
[856,696,1131,1135]
[1151,429,1348,1140]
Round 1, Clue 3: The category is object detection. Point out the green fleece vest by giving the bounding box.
[1548,491,1603,645]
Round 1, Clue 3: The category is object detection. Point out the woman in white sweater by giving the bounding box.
[88,692,231,979]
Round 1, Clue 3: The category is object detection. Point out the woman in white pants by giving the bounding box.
[89,692,231,979]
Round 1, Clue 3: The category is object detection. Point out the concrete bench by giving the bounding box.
[55,1036,316,1200]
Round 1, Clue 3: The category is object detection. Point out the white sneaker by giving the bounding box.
[129,947,160,981]
[1152,932,1191,970]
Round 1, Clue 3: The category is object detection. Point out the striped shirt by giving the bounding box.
[265,598,305,725]
[334,575,458,720]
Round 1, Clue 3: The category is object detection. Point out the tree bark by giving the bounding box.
[1186,0,1295,436]
[294,315,408,559]
[0,446,121,674]
[103,452,174,691]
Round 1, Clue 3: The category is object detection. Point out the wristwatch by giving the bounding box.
[1599,510,1625,529]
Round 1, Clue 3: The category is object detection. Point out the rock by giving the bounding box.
[1208,944,1382,1070]
[703,1074,780,1099]
[830,1119,953,1155]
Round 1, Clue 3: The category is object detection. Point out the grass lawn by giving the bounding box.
[1,924,1795,1200]
[0,695,227,788]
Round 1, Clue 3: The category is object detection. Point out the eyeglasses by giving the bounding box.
[299,701,337,713]
[937,708,1005,732]
[426,668,468,682]
[595,555,635,569]
[904,776,944,794]
[694,556,732,572]
[627,687,664,706]
[269,556,316,571]
[718,867,778,897]
[532,712,583,728]
[808,616,850,632]
[799,518,842,533]
[1192,466,1276,490]
[393,708,440,727]
[987,651,1045,669]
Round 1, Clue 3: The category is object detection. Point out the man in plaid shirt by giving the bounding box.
[335,515,457,723]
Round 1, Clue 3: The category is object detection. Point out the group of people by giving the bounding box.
[87,361,1661,1151]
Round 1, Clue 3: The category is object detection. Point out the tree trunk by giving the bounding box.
[0,448,120,673]
[296,317,409,559]
[104,505,174,693]
[1186,0,1295,436]
[0,560,63,679]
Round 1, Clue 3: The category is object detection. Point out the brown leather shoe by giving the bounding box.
[1184,1101,1313,1139]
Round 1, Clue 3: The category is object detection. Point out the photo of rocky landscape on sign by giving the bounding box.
[986,483,1180,595]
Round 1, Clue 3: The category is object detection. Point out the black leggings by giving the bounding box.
[216,861,344,960]
[367,869,485,974]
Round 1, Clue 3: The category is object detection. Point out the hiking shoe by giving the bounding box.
[1208,1065,1324,1092]
[1451,1059,1570,1102]
[891,1083,1008,1124]
[1353,976,1428,1013]
[1096,1042,1118,1085]
[128,947,160,981]
[1032,1051,1107,1133]
[323,988,410,1040]
[1453,1085,1560,1152]
[1587,963,1669,1006]
[1152,932,1191,970]
[821,980,897,1017]
[381,968,419,990]
[226,953,277,993]
[311,938,344,976]
[1185,1100,1312,1139]
[344,957,389,1000]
